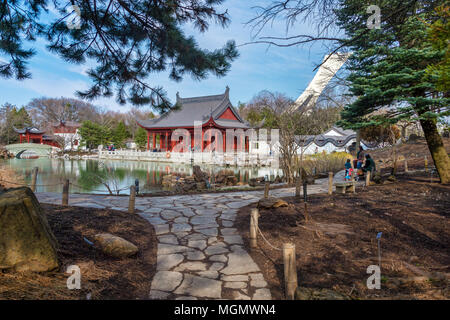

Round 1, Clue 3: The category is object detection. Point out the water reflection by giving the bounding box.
[1,158,283,195]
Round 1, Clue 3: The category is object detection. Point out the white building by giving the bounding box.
[51,121,83,151]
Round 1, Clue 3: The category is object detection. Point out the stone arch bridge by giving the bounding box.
[5,143,53,157]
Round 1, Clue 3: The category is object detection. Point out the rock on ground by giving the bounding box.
[93,233,139,258]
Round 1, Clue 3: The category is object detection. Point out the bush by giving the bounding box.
[301,152,352,175]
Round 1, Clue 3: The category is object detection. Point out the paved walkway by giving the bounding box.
[36,176,352,300]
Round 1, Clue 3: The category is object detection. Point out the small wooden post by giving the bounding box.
[350,170,356,193]
[365,171,371,187]
[404,159,408,172]
[30,167,38,192]
[328,172,333,195]
[283,243,298,300]
[295,177,301,197]
[264,182,270,199]
[250,208,259,249]
[424,156,428,171]
[62,179,70,206]
[128,185,136,214]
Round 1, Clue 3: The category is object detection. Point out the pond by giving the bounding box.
[0,158,284,195]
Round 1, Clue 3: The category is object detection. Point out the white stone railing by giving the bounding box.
[98,149,279,167]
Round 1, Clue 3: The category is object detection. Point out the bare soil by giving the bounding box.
[0,205,157,300]
[236,171,450,300]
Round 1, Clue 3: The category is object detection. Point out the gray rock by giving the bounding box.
[221,251,260,275]
[157,253,184,270]
[171,223,192,233]
[174,274,222,298]
[205,244,229,256]
[253,288,272,300]
[223,235,243,245]
[160,210,181,220]
[188,240,207,250]
[224,282,247,289]
[210,262,225,271]
[151,271,183,292]
[221,275,248,282]
[209,255,228,263]
[221,228,238,236]
[158,235,179,245]
[158,243,192,255]
[197,270,219,279]
[187,250,206,261]
[149,290,170,300]
[174,261,207,272]
[154,224,170,235]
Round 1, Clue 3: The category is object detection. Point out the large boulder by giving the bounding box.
[193,165,209,182]
[258,197,288,209]
[93,233,138,258]
[0,187,59,272]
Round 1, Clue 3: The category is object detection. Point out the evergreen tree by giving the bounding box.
[0,104,33,144]
[112,121,130,149]
[134,127,149,150]
[78,120,112,149]
[1,1,238,112]
[336,0,450,183]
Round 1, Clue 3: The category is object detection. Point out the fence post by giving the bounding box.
[128,185,136,214]
[295,177,301,197]
[424,156,428,171]
[350,170,356,193]
[365,171,371,187]
[264,182,270,199]
[250,208,259,249]
[30,167,38,192]
[283,243,298,300]
[328,172,333,195]
[62,179,70,206]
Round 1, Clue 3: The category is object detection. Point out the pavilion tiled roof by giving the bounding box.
[138,87,250,129]
[13,126,45,134]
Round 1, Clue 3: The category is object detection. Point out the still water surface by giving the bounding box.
[1,158,283,195]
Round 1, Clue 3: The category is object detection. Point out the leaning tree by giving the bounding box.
[248,0,449,183]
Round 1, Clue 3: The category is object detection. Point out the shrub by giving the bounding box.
[301,152,352,175]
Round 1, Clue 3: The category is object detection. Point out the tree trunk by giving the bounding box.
[419,118,449,184]
[355,129,361,157]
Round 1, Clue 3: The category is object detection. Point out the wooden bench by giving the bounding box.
[334,182,356,194]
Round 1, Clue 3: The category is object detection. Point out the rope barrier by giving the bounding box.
[0,179,130,194]
[251,214,282,251]
[0,179,64,187]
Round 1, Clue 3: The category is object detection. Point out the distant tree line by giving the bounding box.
[0,97,155,149]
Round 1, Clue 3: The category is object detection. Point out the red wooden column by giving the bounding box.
[147,132,150,150]
[165,132,168,151]
[152,133,156,150]
[201,129,204,152]
[223,131,226,153]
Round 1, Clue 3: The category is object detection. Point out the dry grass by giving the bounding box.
[301,152,353,175]
[0,165,24,189]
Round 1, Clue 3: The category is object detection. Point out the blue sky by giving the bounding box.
[0,0,330,113]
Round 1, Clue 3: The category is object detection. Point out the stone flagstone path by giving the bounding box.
[36,176,355,300]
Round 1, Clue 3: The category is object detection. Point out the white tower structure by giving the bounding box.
[289,52,351,112]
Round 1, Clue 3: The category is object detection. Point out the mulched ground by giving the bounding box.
[0,205,157,300]
[236,171,450,300]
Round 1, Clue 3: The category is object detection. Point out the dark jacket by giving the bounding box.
[364,158,376,172]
